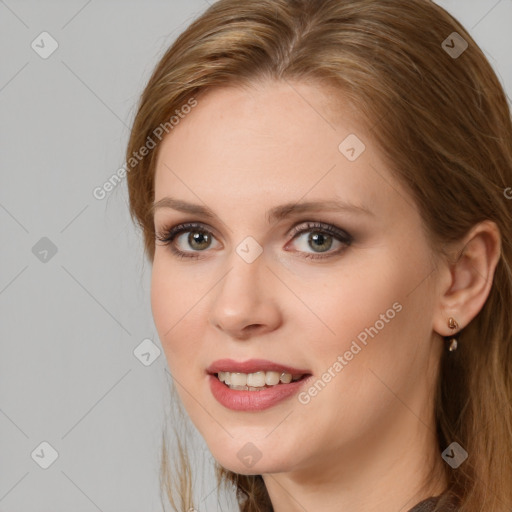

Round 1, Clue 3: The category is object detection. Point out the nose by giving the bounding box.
[209,251,282,340]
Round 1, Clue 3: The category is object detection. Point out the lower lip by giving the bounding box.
[208,374,311,411]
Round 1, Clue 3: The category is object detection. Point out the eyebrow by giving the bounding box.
[151,197,374,223]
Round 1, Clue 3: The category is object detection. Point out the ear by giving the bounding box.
[432,220,501,337]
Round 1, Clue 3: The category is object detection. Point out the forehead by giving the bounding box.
[153,80,404,219]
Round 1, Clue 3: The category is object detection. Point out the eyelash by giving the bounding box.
[154,221,353,261]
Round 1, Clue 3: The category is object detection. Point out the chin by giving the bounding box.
[213,455,293,476]
[205,436,301,476]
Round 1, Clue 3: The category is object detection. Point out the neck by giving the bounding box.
[262,410,448,512]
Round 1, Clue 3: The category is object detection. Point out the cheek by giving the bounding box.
[288,251,435,446]
[150,255,198,370]
[297,258,401,349]
[300,245,434,379]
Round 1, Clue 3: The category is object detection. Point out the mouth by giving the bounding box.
[205,359,312,410]
[214,370,309,391]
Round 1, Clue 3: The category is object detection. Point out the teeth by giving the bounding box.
[217,370,304,390]
[247,371,266,387]
[265,371,280,386]
[230,372,247,386]
[280,373,292,384]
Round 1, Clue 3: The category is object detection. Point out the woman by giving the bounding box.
[125,0,512,510]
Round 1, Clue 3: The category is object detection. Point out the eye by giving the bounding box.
[155,222,220,259]
[287,221,352,260]
[155,221,352,260]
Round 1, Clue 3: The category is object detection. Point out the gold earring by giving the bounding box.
[447,317,459,352]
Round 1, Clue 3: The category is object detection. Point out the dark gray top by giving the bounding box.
[408,497,439,512]
[407,495,458,512]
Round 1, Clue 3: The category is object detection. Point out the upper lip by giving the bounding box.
[206,358,311,375]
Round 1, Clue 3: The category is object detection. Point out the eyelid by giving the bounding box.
[155,222,220,247]
[287,221,352,242]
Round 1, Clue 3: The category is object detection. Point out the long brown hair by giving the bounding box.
[125,1,512,510]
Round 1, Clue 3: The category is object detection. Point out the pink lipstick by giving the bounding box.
[206,358,312,411]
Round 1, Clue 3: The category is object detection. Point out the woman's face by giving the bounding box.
[151,80,444,477]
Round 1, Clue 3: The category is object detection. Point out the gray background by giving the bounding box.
[1,1,511,511]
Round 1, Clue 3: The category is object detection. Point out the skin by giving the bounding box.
[150,79,501,512]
